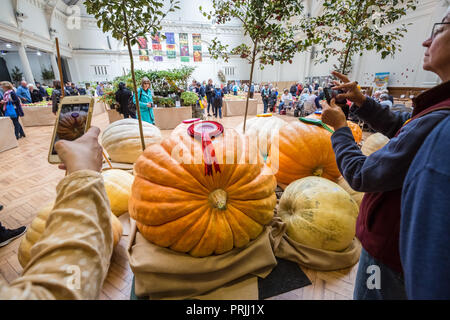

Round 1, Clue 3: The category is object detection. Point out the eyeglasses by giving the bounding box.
[430,22,450,41]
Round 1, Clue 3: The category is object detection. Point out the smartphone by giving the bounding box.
[48,96,94,164]
[323,87,334,105]
[324,87,347,105]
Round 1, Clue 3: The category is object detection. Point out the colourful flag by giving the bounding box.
[137,37,149,61]
[179,33,189,62]
[165,32,176,59]
[192,34,202,62]
[152,32,163,62]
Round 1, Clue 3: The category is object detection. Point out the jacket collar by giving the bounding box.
[412,80,450,116]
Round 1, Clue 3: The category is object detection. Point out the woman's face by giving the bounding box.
[423,14,450,80]
[143,82,150,90]
[1,85,7,92]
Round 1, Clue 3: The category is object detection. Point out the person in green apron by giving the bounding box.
[133,77,155,124]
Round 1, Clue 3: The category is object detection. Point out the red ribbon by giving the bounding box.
[188,121,223,176]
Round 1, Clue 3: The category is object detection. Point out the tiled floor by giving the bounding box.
[0,104,361,300]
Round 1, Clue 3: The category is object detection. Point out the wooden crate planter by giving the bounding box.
[153,106,193,130]
[223,99,258,117]
[0,117,18,153]
[21,105,56,127]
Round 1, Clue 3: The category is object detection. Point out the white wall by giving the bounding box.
[302,0,446,88]
[17,0,51,41]
[0,0,446,88]
[0,0,17,28]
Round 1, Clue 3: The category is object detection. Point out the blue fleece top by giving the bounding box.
[400,116,450,299]
[16,86,31,104]
[331,97,450,193]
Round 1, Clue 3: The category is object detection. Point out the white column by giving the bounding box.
[50,54,60,83]
[352,54,363,82]
[18,43,35,85]
[303,50,312,81]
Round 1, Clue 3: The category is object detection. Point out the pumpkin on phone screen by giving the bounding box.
[57,111,88,141]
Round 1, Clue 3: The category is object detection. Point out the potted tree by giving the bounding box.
[84,0,180,151]
[11,66,23,87]
[302,0,418,75]
[201,0,310,132]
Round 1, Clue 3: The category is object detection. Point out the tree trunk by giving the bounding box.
[123,4,146,152]
[341,40,352,75]
[341,0,365,75]
[243,41,258,134]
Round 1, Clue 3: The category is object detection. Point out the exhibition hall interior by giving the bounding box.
[0,0,449,301]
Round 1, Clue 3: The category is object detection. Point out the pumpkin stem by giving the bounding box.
[312,167,323,177]
[209,189,227,210]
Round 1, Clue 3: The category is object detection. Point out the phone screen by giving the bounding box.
[323,88,333,104]
[51,103,90,155]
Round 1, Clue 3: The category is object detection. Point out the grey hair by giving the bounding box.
[380,94,390,101]
[141,77,150,86]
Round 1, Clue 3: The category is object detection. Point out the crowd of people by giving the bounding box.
[0,79,112,140]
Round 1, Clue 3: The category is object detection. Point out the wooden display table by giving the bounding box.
[0,117,18,153]
[21,105,56,127]
[93,99,107,116]
[104,103,124,124]
[253,93,263,104]
[153,106,193,130]
[223,99,258,117]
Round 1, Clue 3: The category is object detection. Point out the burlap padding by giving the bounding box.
[128,214,361,299]
[270,216,361,271]
[128,220,276,300]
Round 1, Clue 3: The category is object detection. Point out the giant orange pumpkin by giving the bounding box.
[129,126,277,257]
[306,114,362,143]
[267,121,341,186]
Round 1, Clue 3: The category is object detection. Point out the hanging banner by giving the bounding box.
[137,37,149,61]
[192,33,202,62]
[165,32,176,59]
[152,33,163,62]
[372,72,390,93]
[179,33,190,62]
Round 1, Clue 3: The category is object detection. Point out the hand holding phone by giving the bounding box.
[48,96,94,164]
[55,127,103,174]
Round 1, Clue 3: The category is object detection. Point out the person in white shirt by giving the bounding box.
[279,89,293,114]
[379,93,393,108]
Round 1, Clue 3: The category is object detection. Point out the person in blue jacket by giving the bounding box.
[1,81,26,139]
[16,81,32,104]
[133,77,155,124]
[318,9,450,300]
[400,116,450,300]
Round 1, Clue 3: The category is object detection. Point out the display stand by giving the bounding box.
[0,117,18,153]
[153,106,193,130]
[223,99,258,117]
[93,99,107,116]
[253,93,263,104]
[21,105,56,127]
[104,104,124,124]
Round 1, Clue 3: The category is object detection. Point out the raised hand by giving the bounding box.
[55,127,103,174]
[321,98,348,131]
[331,71,366,107]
